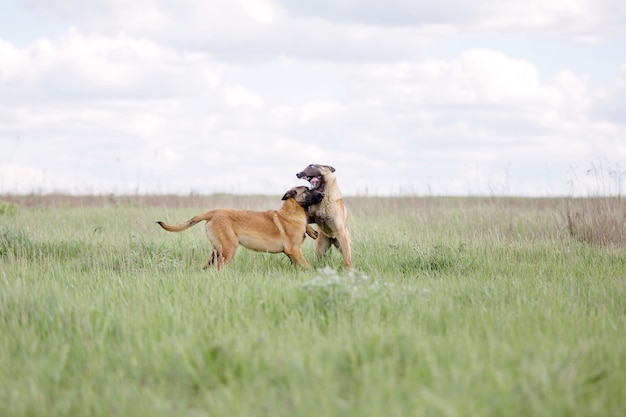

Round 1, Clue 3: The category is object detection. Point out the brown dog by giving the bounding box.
[296,164,352,268]
[157,186,324,270]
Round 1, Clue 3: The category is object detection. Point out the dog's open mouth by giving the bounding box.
[307,176,321,190]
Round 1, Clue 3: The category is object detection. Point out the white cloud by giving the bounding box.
[223,84,264,109]
[0,29,228,104]
[350,49,566,109]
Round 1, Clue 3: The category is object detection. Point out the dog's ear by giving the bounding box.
[326,165,336,172]
[281,189,297,200]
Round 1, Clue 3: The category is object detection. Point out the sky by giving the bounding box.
[1,0,625,197]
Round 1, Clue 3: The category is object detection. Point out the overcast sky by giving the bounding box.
[1,0,625,196]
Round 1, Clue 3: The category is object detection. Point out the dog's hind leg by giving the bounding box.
[336,232,352,269]
[203,247,220,270]
[218,247,237,270]
[315,233,332,257]
[216,233,238,270]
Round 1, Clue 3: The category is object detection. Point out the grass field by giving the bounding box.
[1,194,625,416]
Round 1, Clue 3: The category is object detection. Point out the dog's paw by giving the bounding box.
[306,225,319,239]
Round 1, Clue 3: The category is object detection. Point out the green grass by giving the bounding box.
[1,196,625,416]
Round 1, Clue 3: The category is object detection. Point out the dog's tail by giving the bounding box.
[157,211,213,233]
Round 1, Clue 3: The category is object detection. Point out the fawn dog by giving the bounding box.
[157,186,324,270]
[296,164,352,268]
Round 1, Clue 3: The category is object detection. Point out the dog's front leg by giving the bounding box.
[285,250,311,270]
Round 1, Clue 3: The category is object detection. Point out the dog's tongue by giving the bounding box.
[310,177,320,188]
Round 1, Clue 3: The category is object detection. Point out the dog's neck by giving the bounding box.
[321,174,342,201]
